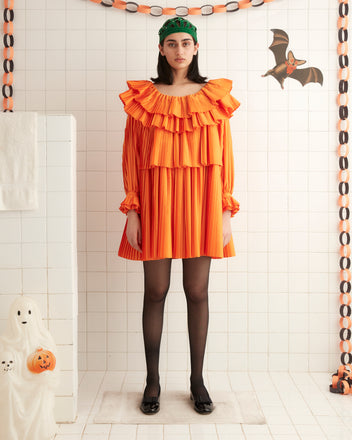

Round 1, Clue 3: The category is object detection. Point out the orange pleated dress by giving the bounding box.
[118,78,240,261]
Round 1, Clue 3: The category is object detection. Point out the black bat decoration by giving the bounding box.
[262,29,323,89]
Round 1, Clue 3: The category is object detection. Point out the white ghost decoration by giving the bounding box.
[0,296,56,360]
[0,349,26,440]
[0,350,15,374]
[0,296,59,440]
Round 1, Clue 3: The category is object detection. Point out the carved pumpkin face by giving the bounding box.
[27,348,56,374]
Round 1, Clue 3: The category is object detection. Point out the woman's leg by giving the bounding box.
[182,256,212,399]
[142,258,172,397]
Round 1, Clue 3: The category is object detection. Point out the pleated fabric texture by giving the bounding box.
[118,78,240,261]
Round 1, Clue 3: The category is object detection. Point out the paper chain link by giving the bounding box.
[2,0,14,112]
[331,0,352,395]
[90,0,275,16]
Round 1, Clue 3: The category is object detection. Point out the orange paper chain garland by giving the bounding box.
[330,0,352,395]
[2,0,14,112]
[90,0,275,16]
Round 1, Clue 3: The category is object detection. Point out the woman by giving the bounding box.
[118,17,240,415]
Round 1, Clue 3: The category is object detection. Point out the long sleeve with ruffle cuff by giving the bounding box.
[222,193,240,217]
[221,117,240,218]
[119,114,141,216]
[119,191,141,215]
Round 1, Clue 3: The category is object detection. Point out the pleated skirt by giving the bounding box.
[118,165,235,261]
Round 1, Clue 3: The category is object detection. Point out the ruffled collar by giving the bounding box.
[148,79,225,99]
[119,78,240,132]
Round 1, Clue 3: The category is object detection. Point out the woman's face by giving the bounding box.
[159,32,199,73]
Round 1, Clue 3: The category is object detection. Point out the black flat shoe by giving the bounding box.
[190,388,214,414]
[140,384,161,415]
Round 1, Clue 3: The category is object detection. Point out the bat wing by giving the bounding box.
[290,67,323,86]
[269,29,289,65]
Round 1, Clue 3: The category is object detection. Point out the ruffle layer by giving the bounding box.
[118,166,236,260]
[119,78,240,133]
[222,193,240,218]
[138,122,223,169]
[119,191,140,215]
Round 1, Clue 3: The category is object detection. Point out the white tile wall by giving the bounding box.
[0,115,78,422]
[12,0,342,376]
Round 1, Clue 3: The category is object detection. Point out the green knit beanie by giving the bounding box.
[158,17,198,44]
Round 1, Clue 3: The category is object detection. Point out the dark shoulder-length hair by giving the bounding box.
[150,36,208,85]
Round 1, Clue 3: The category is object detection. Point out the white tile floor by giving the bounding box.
[55,371,352,440]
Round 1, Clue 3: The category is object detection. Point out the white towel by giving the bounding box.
[0,112,38,210]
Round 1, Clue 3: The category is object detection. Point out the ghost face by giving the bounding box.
[0,352,15,373]
[9,297,40,335]
[16,307,33,326]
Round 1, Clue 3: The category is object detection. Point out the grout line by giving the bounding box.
[245,2,249,375]
[309,372,352,434]
[84,0,88,373]
[225,9,230,377]
[45,115,49,322]
[76,369,87,440]
[286,0,290,371]
[307,0,311,374]
[246,372,271,439]
[82,371,107,436]
[266,0,270,374]
[267,371,304,439]
[287,371,329,440]
[21,0,27,301]
[124,8,128,378]
[104,1,108,375]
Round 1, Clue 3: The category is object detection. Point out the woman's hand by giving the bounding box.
[222,210,232,248]
[126,210,142,253]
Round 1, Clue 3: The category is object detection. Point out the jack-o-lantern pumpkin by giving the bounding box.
[27,348,56,374]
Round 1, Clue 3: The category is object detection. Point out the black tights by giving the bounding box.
[142,256,211,399]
